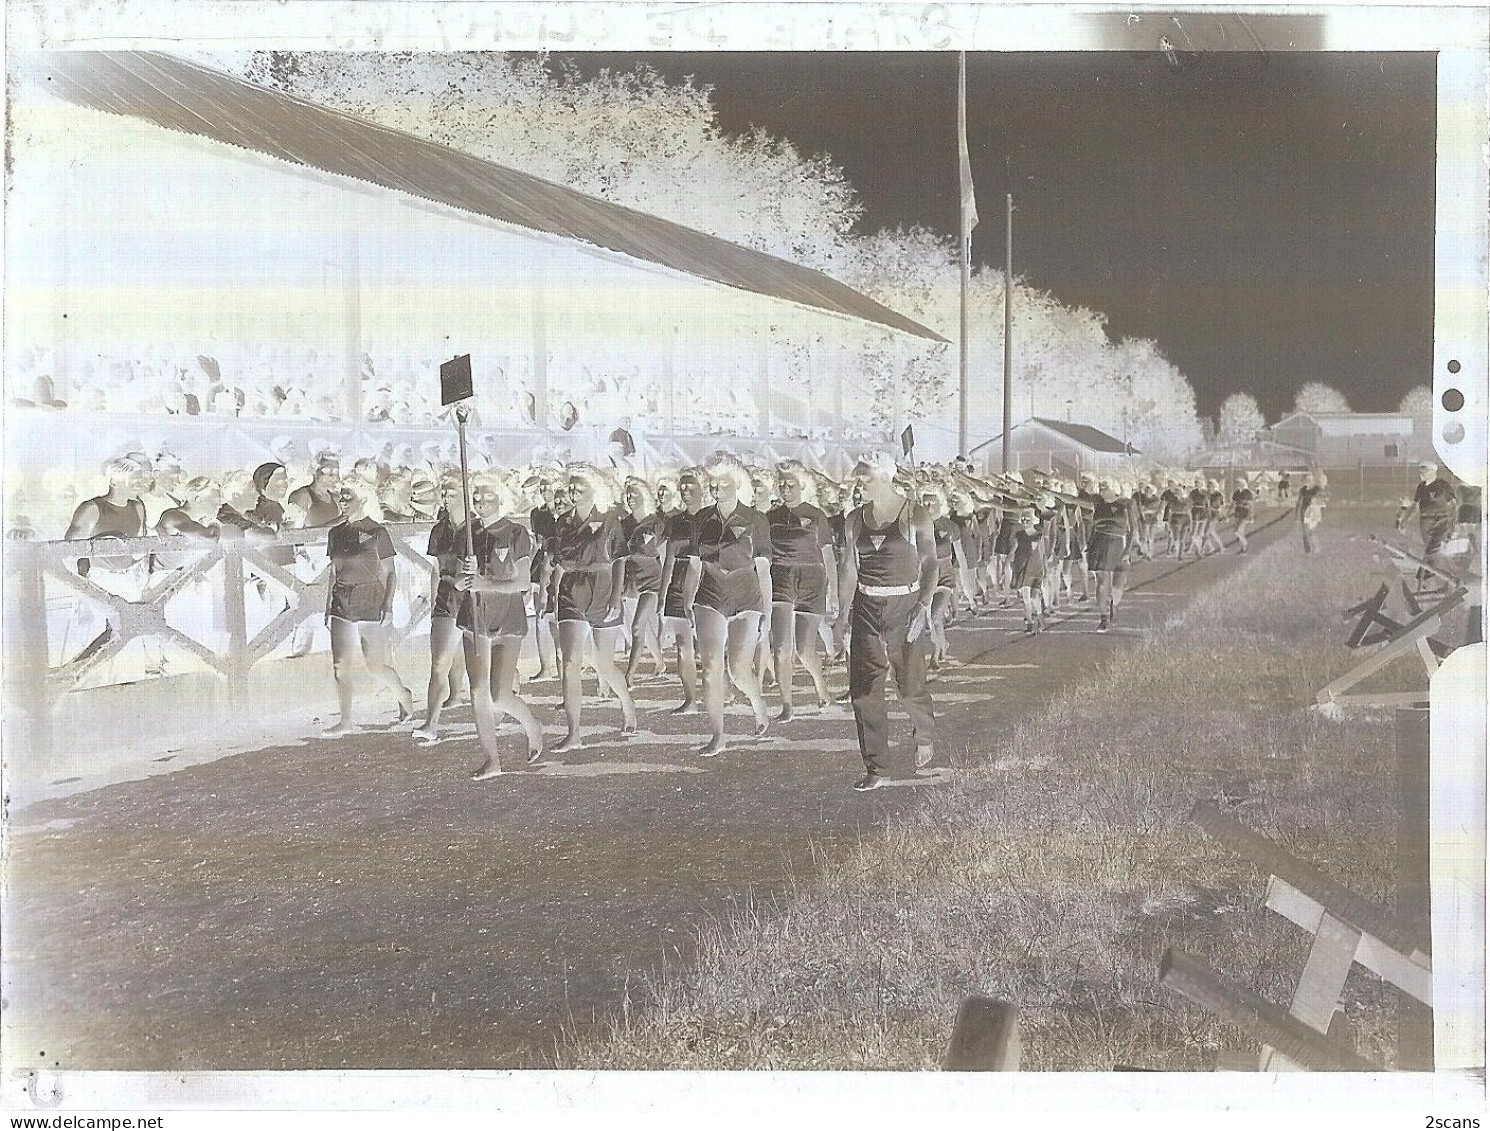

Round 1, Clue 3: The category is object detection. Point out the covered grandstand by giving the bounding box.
[6,50,946,496]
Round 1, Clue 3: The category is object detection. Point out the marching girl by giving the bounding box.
[921,484,974,667]
[322,479,415,735]
[448,471,546,778]
[1087,480,1133,634]
[1204,479,1228,555]
[413,470,471,743]
[765,460,838,720]
[1231,474,1256,554]
[552,464,637,751]
[621,474,668,687]
[1162,479,1189,558]
[1134,481,1163,561]
[657,467,708,715]
[680,451,774,756]
[1010,507,1048,634]
[527,472,566,682]
[1186,477,1210,558]
[990,485,1018,607]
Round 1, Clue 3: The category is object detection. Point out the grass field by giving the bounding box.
[558,508,1421,1070]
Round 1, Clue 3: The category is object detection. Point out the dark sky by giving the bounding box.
[550,52,1436,422]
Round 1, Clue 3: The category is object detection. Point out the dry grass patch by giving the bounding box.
[560,521,1410,1070]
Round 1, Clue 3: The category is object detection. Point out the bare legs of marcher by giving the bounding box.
[771,604,832,720]
[414,615,464,742]
[694,605,770,756]
[624,590,666,687]
[325,616,414,735]
[663,615,701,714]
[465,636,546,779]
[555,620,636,752]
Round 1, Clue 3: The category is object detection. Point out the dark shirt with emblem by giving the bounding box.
[621,512,666,590]
[327,517,395,584]
[554,509,626,568]
[1414,478,1459,521]
[767,503,832,568]
[690,504,771,571]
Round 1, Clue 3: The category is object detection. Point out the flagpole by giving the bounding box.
[1002,192,1013,474]
[957,52,973,464]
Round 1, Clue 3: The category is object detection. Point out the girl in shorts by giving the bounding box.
[766,460,838,719]
[1086,480,1133,634]
[922,484,973,668]
[1010,507,1047,634]
[447,471,546,777]
[414,470,471,742]
[681,452,773,755]
[657,468,708,715]
[551,465,636,750]
[322,479,415,734]
[621,475,667,687]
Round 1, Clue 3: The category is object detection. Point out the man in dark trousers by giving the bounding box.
[836,450,939,792]
[1397,460,1459,585]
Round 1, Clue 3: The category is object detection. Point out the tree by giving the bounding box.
[1398,385,1433,416]
[1217,393,1265,444]
[1293,381,1351,414]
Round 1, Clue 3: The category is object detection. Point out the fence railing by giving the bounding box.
[2,523,440,761]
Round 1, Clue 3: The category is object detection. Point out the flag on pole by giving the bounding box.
[958,52,979,261]
[901,424,916,457]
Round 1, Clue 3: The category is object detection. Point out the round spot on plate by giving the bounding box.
[1442,421,1466,445]
[1442,388,1465,412]
[1447,359,1462,374]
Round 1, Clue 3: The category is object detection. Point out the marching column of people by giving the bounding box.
[49,438,1478,792]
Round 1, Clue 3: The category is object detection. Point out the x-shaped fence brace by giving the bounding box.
[7,525,440,712]
[1320,581,1467,711]
[1160,800,1430,1072]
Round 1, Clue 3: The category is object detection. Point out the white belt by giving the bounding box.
[858,583,917,597]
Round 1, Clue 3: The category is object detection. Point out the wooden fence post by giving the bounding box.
[944,996,1020,1070]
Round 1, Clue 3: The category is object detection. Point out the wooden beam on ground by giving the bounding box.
[1190,801,1430,957]
[1159,950,1378,1071]
[1260,911,1362,1071]
[943,996,1020,1071]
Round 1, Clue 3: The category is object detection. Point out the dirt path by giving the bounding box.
[3,513,1294,1070]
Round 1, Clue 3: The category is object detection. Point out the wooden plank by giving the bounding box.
[1265,877,1432,1004]
[1316,617,1444,705]
[1192,801,1430,956]
[1343,583,1390,622]
[1331,692,1431,709]
[943,996,1020,1071]
[1261,912,1360,1071]
[1159,950,1378,1071]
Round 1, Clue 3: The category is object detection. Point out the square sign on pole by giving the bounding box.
[440,354,473,406]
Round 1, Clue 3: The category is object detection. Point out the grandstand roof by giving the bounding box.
[34,50,947,345]
[971,417,1137,456]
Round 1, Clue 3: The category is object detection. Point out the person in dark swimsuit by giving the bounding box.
[680,452,773,756]
[552,464,636,752]
[156,476,222,540]
[66,453,152,569]
[289,455,343,529]
[620,475,667,687]
[837,451,938,791]
[657,468,708,715]
[446,471,545,777]
[322,480,414,735]
[414,471,472,742]
[766,460,839,720]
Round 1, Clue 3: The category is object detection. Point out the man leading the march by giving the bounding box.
[836,451,938,792]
